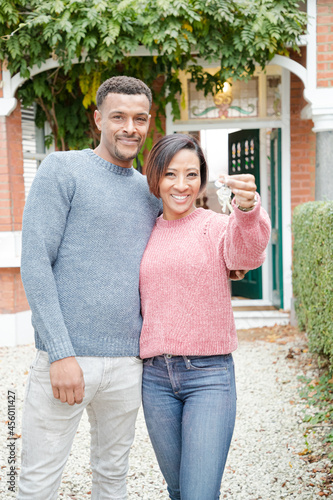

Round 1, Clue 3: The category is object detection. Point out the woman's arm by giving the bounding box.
[217,174,271,271]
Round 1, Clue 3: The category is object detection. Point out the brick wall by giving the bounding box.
[290,47,316,213]
[0,68,29,314]
[317,0,333,87]
[0,106,25,232]
[0,267,28,314]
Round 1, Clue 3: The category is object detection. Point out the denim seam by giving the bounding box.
[89,402,101,499]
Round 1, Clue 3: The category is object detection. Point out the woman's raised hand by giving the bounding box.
[219,174,257,209]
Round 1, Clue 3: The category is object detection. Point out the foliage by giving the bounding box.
[292,202,333,370]
[298,372,333,462]
[0,0,307,149]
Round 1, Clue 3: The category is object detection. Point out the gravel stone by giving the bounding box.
[0,338,330,499]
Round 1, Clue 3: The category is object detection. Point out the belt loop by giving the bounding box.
[183,356,191,369]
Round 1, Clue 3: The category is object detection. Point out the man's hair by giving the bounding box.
[96,76,152,110]
[145,134,208,198]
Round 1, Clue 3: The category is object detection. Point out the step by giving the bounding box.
[233,309,290,330]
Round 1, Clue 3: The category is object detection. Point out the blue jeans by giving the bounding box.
[142,354,236,500]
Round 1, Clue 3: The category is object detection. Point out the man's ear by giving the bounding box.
[94,109,102,131]
[147,114,151,131]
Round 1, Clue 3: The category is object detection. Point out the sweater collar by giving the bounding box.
[156,208,204,229]
[84,149,135,176]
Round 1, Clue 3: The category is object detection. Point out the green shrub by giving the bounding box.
[292,201,333,369]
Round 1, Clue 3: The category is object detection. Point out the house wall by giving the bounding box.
[290,47,316,213]
[317,0,333,87]
[0,65,29,324]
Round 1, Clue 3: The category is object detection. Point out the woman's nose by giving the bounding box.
[175,177,188,191]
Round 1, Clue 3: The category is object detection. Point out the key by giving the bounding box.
[215,180,233,214]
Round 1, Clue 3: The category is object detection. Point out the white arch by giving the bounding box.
[0,50,309,116]
[269,54,307,87]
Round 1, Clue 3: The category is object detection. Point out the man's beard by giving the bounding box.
[114,139,142,162]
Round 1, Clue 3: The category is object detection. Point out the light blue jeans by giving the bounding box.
[142,354,236,500]
[18,350,143,500]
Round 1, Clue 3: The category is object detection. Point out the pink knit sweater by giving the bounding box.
[139,198,271,358]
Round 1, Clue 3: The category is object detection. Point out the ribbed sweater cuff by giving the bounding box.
[232,192,261,225]
[36,337,76,363]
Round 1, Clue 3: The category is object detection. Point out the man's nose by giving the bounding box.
[123,118,136,134]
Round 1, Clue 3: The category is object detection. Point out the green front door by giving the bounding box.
[270,129,283,309]
[228,129,262,299]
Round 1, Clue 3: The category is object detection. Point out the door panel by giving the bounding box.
[228,129,262,299]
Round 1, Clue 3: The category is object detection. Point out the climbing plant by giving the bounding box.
[0,0,307,149]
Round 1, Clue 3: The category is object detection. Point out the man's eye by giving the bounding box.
[136,117,147,123]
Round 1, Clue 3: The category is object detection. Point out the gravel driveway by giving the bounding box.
[0,330,331,499]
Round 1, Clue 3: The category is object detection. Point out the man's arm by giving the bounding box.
[21,154,84,404]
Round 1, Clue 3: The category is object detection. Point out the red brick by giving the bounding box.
[317,71,333,79]
[0,268,29,313]
[317,24,330,33]
[317,62,330,71]
[0,200,11,208]
[317,52,333,62]
[317,79,330,86]
[317,34,333,43]
[0,216,13,223]
[317,5,330,14]
[318,15,333,24]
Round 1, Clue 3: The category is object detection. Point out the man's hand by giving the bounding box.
[50,357,85,406]
[229,270,248,281]
[219,174,256,209]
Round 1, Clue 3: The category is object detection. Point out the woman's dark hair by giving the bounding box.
[146,134,208,197]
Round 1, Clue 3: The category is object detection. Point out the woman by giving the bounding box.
[139,134,271,500]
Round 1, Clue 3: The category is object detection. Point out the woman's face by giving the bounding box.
[159,149,201,220]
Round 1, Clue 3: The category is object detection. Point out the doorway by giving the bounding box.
[228,129,262,299]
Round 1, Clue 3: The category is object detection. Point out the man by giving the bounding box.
[19,75,246,499]
[18,76,161,500]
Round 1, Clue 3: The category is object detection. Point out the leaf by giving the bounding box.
[298,448,310,456]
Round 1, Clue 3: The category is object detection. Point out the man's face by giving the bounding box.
[94,93,151,168]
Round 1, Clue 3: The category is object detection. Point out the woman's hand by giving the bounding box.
[229,270,248,281]
[219,173,256,209]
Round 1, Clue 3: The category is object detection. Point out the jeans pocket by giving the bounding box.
[143,357,154,366]
[189,355,230,371]
[31,350,50,372]
[128,356,143,365]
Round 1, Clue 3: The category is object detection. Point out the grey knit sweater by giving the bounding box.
[21,149,161,363]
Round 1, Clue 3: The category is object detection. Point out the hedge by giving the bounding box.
[292,201,333,369]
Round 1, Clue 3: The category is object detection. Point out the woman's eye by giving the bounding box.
[188,172,199,177]
[165,172,174,177]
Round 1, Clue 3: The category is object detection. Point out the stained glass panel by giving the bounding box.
[267,75,281,117]
[188,78,259,120]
